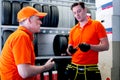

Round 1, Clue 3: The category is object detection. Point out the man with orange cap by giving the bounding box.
[0,6,55,80]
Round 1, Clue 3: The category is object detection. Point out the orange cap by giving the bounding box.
[17,6,47,22]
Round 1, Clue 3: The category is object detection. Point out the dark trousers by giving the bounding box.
[65,64,102,80]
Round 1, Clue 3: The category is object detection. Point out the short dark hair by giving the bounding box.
[71,2,85,10]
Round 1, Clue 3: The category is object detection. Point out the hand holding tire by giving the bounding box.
[78,43,90,52]
[68,46,77,54]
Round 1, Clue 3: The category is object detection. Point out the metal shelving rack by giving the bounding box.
[0,1,95,80]
[0,0,96,58]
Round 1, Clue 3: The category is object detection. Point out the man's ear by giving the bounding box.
[84,8,88,13]
[27,17,32,23]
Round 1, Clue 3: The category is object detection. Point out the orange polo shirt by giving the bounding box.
[69,19,107,65]
[0,26,36,80]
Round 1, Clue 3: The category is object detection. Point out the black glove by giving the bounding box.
[78,43,90,52]
[68,46,77,54]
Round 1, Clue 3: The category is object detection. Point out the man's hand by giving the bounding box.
[44,58,55,71]
[68,46,77,54]
[78,43,90,52]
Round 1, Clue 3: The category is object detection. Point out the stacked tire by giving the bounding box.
[2,1,59,27]
[53,34,69,56]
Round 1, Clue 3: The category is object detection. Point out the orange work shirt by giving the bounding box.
[69,19,107,65]
[0,26,36,80]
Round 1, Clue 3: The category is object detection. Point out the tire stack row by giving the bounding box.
[53,34,69,56]
[1,1,69,58]
[2,1,59,27]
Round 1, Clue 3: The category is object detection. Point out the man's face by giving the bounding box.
[29,16,42,33]
[72,5,87,22]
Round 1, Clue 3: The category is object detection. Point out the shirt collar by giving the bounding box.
[18,26,33,41]
[76,18,92,28]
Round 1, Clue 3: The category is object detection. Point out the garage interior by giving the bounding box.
[0,0,120,80]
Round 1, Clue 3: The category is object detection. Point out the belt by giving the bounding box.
[66,63,100,80]
[66,63,98,71]
[71,62,98,68]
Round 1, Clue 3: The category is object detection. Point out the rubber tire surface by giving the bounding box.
[53,34,68,56]
[42,5,51,27]
[50,5,59,27]
[12,1,21,25]
[21,2,30,8]
[2,1,11,25]
[2,30,14,48]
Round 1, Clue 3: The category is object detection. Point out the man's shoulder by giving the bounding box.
[91,19,101,24]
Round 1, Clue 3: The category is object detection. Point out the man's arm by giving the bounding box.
[17,58,55,79]
[90,37,109,51]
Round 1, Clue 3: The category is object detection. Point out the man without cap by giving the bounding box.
[65,2,109,80]
[0,6,55,80]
